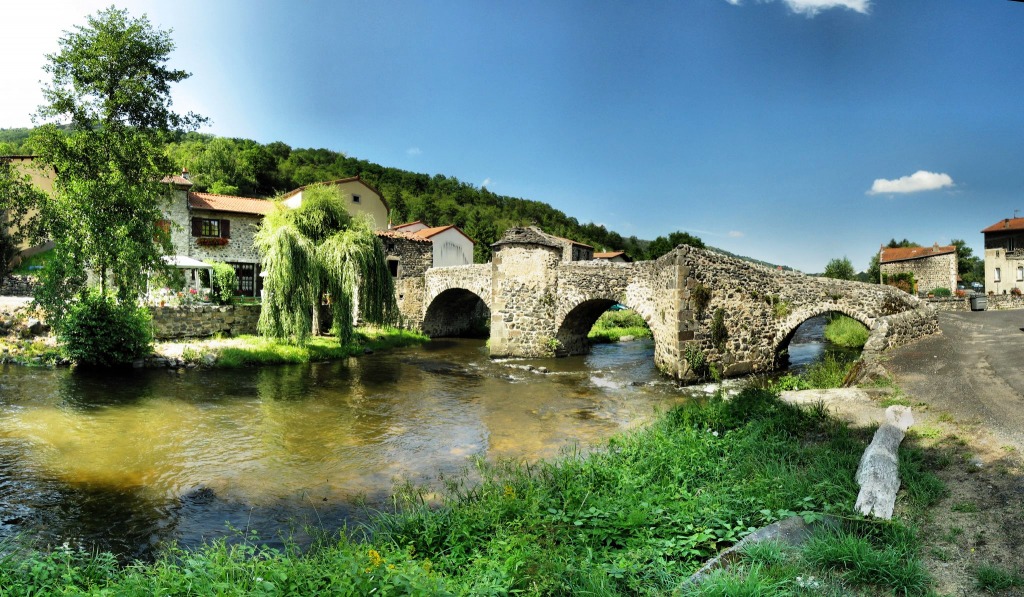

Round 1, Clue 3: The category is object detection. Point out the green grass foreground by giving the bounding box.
[173,327,429,368]
[0,386,945,595]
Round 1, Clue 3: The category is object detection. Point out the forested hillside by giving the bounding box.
[3,128,712,264]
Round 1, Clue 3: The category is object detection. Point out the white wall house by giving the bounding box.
[392,222,475,267]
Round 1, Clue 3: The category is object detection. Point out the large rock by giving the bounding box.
[854,405,914,519]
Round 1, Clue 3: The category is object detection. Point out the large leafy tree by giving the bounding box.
[823,256,855,280]
[255,185,397,345]
[30,7,204,319]
[950,238,983,285]
[646,231,705,260]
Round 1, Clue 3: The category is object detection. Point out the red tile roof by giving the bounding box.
[981,217,1024,233]
[188,192,276,216]
[376,229,432,243]
[594,251,628,259]
[412,225,477,244]
[879,244,956,264]
[392,221,424,230]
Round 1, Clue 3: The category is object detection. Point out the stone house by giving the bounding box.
[879,243,957,296]
[390,221,475,267]
[981,217,1024,294]
[160,173,275,297]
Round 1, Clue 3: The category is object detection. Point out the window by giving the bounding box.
[352,194,361,204]
[191,217,230,238]
[995,268,1001,282]
[1018,267,1023,282]
[387,259,399,278]
[230,262,257,297]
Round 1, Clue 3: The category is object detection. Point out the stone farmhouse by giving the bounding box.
[981,216,1024,294]
[158,172,474,299]
[879,243,957,296]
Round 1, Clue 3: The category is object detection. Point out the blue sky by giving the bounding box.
[3,0,1023,272]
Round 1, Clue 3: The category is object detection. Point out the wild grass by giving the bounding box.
[588,308,652,343]
[823,315,869,348]
[770,354,855,392]
[10,248,52,276]
[975,563,1024,592]
[0,387,927,595]
[175,327,429,367]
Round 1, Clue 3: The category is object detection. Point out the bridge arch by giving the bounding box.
[770,304,874,366]
[422,287,491,338]
[554,297,661,358]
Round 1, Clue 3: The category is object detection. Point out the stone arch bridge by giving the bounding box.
[399,228,937,381]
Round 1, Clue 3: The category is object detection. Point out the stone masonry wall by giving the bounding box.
[150,304,261,339]
[0,275,37,297]
[880,252,957,296]
[487,243,562,357]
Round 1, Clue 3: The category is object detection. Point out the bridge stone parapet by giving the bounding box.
[402,227,938,381]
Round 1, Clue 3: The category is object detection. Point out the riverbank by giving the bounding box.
[0,298,427,367]
[0,380,958,595]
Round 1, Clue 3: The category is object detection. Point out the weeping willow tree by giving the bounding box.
[254,184,397,345]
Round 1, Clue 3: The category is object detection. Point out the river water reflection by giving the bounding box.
[0,317,843,559]
[0,338,706,559]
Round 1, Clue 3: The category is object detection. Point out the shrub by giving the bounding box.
[1012,287,1022,297]
[692,283,712,319]
[57,291,153,366]
[207,261,239,305]
[931,287,952,297]
[710,308,728,350]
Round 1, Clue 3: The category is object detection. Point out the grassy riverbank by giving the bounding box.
[588,308,653,343]
[160,326,429,368]
[0,382,948,596]
[823,315,869,348]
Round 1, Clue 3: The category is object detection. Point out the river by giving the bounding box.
[0,315,842,560]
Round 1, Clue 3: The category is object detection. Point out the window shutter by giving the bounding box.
[191,217,202,236]
[221,219,231,239]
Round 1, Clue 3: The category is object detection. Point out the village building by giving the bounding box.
[981,216,1024,294]
[593,250,632,263]
[280,177,389,231]
[878,243,957,296]
[390,221,475,267]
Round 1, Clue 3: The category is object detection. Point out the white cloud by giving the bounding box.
[481,177,492,188]
[728,230,745,238]
[722,0,870,16]
[783,0,870,15]
[406,147,422,156]
[868,170,955,195]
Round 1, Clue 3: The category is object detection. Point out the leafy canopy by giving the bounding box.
[0,159,46,282]
[255,185,397,345]
[30,6,204,321]
[823,257,855,281]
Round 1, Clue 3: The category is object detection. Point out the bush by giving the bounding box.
[57,291,153,366]
[931,287,952,297]
[207,261,239,305]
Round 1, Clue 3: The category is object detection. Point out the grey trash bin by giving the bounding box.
[970,295,987,311]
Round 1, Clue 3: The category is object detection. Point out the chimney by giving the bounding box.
[181,167,190,181]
